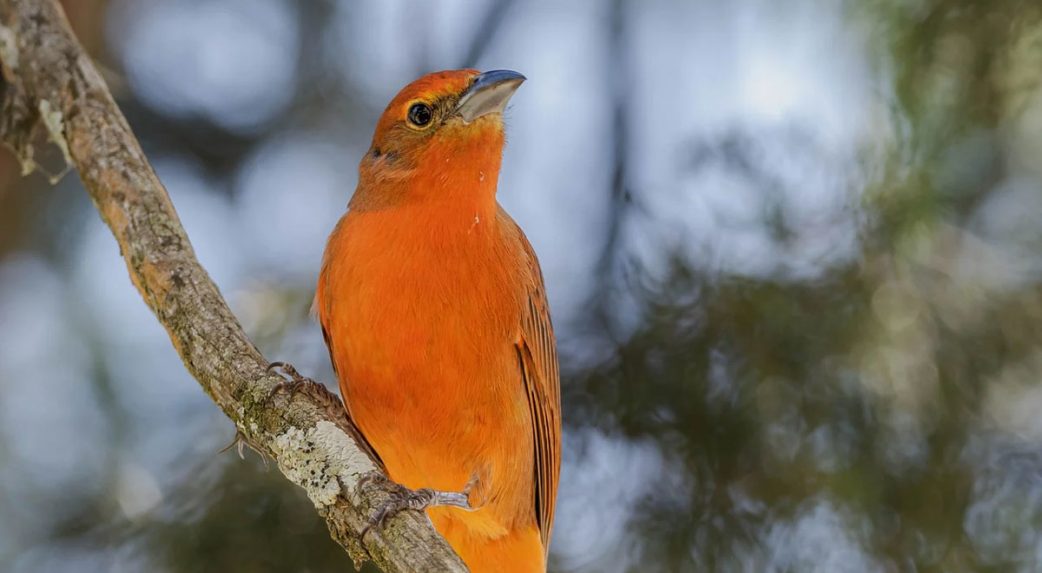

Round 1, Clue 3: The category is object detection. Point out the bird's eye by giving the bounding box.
[408,103,433,127]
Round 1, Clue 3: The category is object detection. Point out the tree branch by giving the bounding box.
[0,1,466,571]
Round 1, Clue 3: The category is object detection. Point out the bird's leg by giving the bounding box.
[266,361,337,403]
[359,474,477,538]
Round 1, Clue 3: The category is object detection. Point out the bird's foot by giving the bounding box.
[219,428,249,459]
[218,428,268,467]
[266,361,335,402]
[359,474,475,538]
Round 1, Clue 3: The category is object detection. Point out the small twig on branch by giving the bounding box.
[0,1,466,571]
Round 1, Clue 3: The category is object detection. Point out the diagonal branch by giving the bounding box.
[0,1,466,571]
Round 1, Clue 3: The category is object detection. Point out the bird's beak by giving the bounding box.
[455,70,526,124]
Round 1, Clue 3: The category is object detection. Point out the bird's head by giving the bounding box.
[355,69,525,205]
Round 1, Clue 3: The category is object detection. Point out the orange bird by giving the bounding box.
[315,69,561,572]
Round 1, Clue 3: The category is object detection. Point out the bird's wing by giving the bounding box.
[514,227,562,551]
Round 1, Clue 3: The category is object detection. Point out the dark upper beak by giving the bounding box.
[455,70,526,124]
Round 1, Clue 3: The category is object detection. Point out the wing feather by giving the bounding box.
[514,227,562,552]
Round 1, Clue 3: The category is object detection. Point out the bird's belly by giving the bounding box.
[332,265,532,532]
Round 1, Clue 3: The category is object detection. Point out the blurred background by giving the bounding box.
[2,0,1042,571]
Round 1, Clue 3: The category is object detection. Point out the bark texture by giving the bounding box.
[0,1,467,571]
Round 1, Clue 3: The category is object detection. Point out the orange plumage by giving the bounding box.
[315,69,561,572]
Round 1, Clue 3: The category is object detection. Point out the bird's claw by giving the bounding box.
[266,361,329,401]
[359,474,473,539]
[219,428,249,459]
[218,428,268,467]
